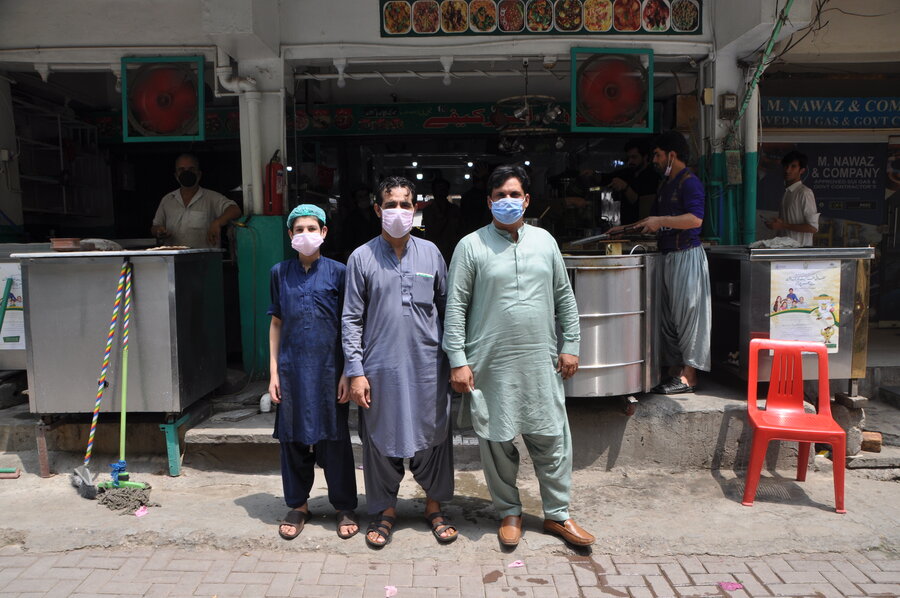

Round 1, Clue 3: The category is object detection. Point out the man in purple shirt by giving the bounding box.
[611,131,710,394]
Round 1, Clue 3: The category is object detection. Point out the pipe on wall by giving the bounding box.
[215,47,263,215]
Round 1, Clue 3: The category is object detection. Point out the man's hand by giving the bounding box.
[557,353,579,380]
[609,177,629,192]
[450,366,475,394]
[152,225,169,239]
[632,216,663,234]
[268,372,281,405]
[766,217,785,231]
[337,375,350,404]
[349,376,371,409]
[207,220,223,246]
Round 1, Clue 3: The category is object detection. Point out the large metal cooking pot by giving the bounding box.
[562,253,660,397]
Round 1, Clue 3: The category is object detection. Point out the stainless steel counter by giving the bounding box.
[707,245,873,381]
[14,249,226,414]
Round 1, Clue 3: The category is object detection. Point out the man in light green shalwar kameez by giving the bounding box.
[443,164,595,548]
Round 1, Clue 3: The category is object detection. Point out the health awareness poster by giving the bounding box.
[768,261,840,353]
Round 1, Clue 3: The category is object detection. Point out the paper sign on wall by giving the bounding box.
[768,261,840,353]
[0,263,25,351]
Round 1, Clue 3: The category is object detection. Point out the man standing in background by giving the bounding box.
[765,150,819,247]
[151,153,241,248]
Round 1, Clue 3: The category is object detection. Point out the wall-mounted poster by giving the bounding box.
[379,0,702,37]
[0,263,25,351]
[768,260,841,353]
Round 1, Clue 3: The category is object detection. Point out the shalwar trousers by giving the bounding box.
[280,439,358,511]
[660,245,711,372]
[478,419,573,521]
[358,413,455,514]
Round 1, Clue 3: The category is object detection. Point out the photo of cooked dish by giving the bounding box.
[498,0,525,31]
[412,0,440,33]
[470,0,498,31]
[383,1,412,34]
[642,0,669,31]
[555,0,583,31]
[613,0,640,31]
[526,0,553,31]
[671,0,699,31]
[583,0,612,31]
[441,0,468,32]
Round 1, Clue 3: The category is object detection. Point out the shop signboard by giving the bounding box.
[379,0,702,37]
[758,142,887,226]
[762,97,900,129]
[291,102,569,136]
[86,107,240,142]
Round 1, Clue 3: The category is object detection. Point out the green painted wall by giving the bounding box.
[235,216,290,378]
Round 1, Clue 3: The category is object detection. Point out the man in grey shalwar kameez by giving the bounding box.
[343,176,458,548]
[443,164,595,548]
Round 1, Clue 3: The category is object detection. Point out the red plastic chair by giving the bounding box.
[742,338,846,513]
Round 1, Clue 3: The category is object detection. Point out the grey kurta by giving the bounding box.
[442,224,580,442]
[342,235,451,458]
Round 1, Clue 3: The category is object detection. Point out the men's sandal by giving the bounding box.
[543,518,595,547]
[651,378,696,395]
[365,513,396,549]
[278,509,311,540]
[498,515,523,547]
[426,511,459,544]
[336,510,360,539]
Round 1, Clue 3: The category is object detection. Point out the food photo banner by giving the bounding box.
[379,0,702,36]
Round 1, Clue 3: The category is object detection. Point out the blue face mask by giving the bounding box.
[490,197,525,225]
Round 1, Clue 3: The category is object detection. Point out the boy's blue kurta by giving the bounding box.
[268,256,348,445]
[342,235,451,458]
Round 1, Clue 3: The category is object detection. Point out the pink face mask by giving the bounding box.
[381,207,414,238]
[291,232,324,256]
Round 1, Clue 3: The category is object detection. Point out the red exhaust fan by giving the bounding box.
[570,48,653,133]
[121,56,205,142]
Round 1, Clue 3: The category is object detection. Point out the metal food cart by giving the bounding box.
[707,246,873,383]
[15,249,226,475]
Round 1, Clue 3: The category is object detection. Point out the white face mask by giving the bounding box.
[381,207,414,238]
[291,232,324,256]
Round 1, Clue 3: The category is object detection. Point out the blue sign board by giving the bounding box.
[758,143,887,225]
[762,97,900,129]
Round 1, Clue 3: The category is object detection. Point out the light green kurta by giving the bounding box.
[443,223,580,442]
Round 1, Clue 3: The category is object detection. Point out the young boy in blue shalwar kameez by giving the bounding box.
[267,204,358,540]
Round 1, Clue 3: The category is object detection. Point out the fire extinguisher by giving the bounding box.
[264,150,285,215]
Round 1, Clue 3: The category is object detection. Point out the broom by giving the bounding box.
[72,259,129,499]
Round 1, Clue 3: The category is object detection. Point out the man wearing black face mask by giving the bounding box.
[151,153,242,248]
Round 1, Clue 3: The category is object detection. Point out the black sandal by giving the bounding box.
[336,510,360,539]
[365,513,395,548]
[426,511,459,544]
[278,509,311,541]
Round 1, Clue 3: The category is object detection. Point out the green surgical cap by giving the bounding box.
[287,204,327,229]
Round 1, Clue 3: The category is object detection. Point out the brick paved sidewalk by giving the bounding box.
[1,545,899,598]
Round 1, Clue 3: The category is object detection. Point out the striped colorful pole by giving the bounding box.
[118,262,132,465]
[83,259,129,467]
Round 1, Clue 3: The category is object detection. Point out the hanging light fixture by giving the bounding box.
[494,58,563,149]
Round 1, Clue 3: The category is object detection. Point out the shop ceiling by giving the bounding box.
[290,55,701,105]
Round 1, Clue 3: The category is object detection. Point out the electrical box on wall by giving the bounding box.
[718,93,738,120]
